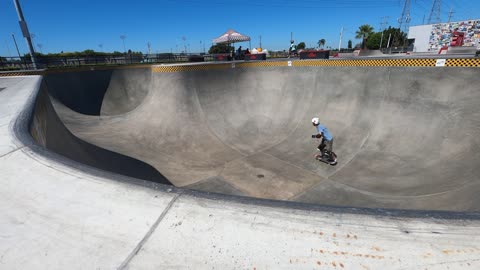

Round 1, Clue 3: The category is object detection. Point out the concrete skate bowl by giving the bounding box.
[30,60,480,212]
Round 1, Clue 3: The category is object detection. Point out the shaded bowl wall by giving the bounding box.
[30,71,171,185]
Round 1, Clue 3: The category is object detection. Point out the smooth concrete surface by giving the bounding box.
[127,195,480,270]
[357,50,384,57]
[50,66,480,211]
[0,76,38,156]
[1,66,480,270]
[446,47,477,55]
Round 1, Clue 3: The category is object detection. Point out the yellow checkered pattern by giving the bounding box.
[152,64,232,73]
[0,71,44,77]
[1,58,479,77]
[151,59,480,73]
[237,61,289,68]
[291,59,437,67]
[445,58,480,67]
[151,61,291,72]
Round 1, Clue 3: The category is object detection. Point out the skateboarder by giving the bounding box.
[311,117,334,159]
[288,40,297,58]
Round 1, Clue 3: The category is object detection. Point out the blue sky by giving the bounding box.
[1,0,479,56]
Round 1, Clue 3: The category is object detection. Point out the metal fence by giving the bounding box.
[0,50,347,71]
[0,53,217,71]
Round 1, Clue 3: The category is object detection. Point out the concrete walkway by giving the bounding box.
[1,73,480,269]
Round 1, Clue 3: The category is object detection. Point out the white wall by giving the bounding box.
[409,25,433,52]
[409,19,480,53]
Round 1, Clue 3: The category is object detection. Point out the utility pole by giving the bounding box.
[182,36,187,54]
[338,26,343,51]
[379,16,389,49]
[448,7,454,23]
[11,34,25,67]
[120,35,127,53]
[380,16,389,31]
[4,39,12,57]
[13,0,37,69]
[380,32,384,49]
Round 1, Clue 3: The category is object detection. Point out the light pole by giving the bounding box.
[200,40,204,54]
[380,32,384,49]
[11,33,26,68]
[182,36,187,54]
[13,0,37,69]
[30,32,36,46]
[120,35,126,53]
[4,40,13,57]
[338,26,343,51]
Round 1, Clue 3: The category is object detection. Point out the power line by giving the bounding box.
[428,0,441,24]
[447,7,454,22]
[380,16,389,31]
[398,0,411,33]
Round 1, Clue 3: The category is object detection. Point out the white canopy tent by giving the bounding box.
[212,29,251,44]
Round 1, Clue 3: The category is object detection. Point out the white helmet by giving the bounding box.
[312,117,319,125]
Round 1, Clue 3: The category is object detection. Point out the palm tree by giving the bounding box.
[355,24,374,49]
[317,39,326,49]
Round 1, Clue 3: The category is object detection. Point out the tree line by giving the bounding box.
[22,49,144,58]
[315,25,408,51]
[355,25,408,49]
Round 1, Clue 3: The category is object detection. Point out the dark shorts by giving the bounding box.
[318,138,333,153]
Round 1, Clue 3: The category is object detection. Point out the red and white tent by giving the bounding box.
[212,29,250,44]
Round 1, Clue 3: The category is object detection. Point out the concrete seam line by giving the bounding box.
[117,193,181,270]
[0,146,25,158]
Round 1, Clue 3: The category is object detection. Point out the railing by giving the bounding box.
[0,53,213,71]
[0,50,358,71]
